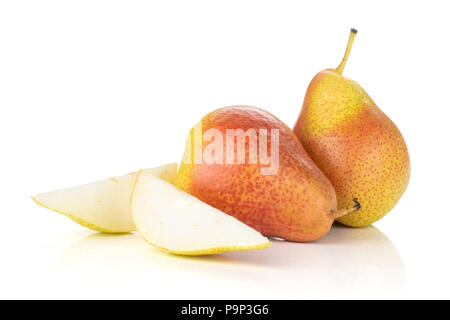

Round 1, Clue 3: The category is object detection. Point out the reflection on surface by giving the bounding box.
[227,224,405,297]
[52,224,404,298]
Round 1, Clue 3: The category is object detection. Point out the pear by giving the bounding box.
[32,163,178,233]
[131,170,270,255]
[293,29,410,227]
[176,106,360,242]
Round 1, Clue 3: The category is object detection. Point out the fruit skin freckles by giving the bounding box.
[32,29,409,255]
[294,29,410,227]
[176,105,359,242]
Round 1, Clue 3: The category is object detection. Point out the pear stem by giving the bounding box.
[336,28,357,75]
[330,198,361,219]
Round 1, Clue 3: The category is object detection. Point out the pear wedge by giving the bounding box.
[131,170,271,255]
[32,163,178,233]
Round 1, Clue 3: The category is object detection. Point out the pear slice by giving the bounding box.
[32,163,178,233]
[131,170,271,255]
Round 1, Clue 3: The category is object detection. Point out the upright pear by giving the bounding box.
[293,29,410,227]
[176,106,360,242]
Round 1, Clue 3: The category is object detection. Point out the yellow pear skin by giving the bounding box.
[293,29,410,227]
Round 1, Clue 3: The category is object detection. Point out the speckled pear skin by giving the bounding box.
[176,106,340,242]
[293,31,410,227]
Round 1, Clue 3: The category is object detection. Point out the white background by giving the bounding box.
[1,1,449,299]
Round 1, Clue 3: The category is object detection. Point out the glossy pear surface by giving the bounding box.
[176,106,345,242]
[294,30,410,227]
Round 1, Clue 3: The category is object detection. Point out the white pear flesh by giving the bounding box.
[32,163,178,233]
[131,170,271,255]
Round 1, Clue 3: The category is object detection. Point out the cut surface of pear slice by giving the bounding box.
[32,163,178,233]
[131,170,271,255]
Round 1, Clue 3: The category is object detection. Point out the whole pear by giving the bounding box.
[293,29,410,227]
[176,106,359,242]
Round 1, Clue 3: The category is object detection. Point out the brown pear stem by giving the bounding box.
[330,198,361,219]
[336,28,357,75]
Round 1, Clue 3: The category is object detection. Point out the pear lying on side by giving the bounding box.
[131,170,270,255]
[293,29,410,227]
[176,106,360,242]
[32,163,178,233]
